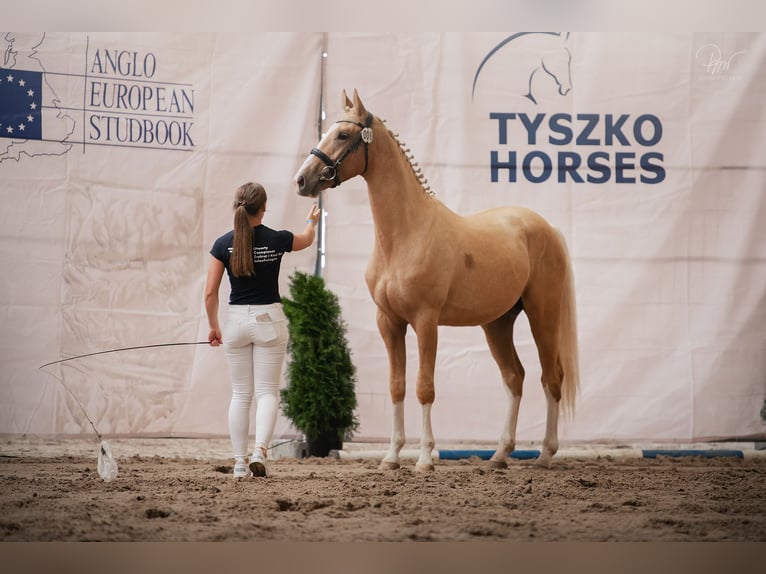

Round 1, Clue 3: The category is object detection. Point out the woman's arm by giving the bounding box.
[292,203,321,252]
[204,256,225,346]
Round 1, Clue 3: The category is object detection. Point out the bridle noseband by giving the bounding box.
[310,112,373,188]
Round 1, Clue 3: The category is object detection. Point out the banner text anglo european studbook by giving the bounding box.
[86,49,195,150]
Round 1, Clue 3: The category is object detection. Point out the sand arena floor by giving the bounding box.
[1,437,764,542]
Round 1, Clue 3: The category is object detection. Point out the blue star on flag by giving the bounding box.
[0,67,43,140]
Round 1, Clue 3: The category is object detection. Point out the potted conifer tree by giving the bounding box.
[280,271,360,457]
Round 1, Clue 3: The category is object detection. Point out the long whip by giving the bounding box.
[37,340,210,480]
[39,341,210,369]
[37,341,210,434]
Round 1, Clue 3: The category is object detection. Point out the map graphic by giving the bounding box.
[1,32,75,163]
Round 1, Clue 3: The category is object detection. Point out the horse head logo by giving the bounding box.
[472,32,573,105]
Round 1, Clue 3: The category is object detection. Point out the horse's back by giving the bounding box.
[463,205,557,245]
[467,203,548,223]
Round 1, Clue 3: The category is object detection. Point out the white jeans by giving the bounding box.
[223,303,288,459]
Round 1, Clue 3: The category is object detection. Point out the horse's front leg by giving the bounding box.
[377,310,408,471]
[414,319,438,472]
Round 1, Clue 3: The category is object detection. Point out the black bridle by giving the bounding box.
[310,112,373,188]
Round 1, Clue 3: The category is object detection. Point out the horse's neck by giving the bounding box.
[364,135,433,251]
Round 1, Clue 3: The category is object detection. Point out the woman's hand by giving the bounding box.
[208,327,222,347]
[306,203,320,226]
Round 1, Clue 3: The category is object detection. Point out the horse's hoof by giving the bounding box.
[414,463,435,473]
[535,455,553,469]
[378,460,400,471]
[488,459,508,470]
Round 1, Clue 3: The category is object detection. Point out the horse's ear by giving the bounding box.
[342,89,353,112]
[351,89,368,118]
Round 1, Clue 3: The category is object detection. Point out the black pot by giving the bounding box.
[307,429,343,457]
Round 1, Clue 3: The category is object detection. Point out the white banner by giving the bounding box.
[1,32,323,437]
[319,33,766,443]
[2,33,764,444]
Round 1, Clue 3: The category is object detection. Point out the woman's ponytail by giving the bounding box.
[229,182,267,278]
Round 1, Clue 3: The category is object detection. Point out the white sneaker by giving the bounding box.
[249,448,269,477]
[233,457,252,478]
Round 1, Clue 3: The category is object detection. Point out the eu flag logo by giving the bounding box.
[0,67,43,140]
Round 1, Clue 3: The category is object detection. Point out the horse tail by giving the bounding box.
[554,229,580,419]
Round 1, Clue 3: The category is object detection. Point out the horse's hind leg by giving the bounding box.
[523,281,565,468]
[537,354,564,468]
[482,305,525,470]
[377,310,408,471]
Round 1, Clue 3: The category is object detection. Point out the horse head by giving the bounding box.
[540,33,572,97]
[295,89,374,198]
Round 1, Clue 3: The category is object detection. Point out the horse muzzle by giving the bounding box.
[294,173,318,198]
[295,152,340,197]
[294,168,331,198]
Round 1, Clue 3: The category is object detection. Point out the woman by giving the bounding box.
[205,181,320,478]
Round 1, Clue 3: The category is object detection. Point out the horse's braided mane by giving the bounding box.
[379,117,436,198]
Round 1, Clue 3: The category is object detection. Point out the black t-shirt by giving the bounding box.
[210,225,294,304]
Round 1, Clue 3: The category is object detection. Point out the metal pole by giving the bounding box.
[314,33,328,278]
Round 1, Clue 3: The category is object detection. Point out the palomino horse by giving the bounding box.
[295,89,579,471]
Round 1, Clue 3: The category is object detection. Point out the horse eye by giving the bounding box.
[337,131,350,141]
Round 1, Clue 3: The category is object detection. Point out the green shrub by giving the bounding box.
[280,271,359,442]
